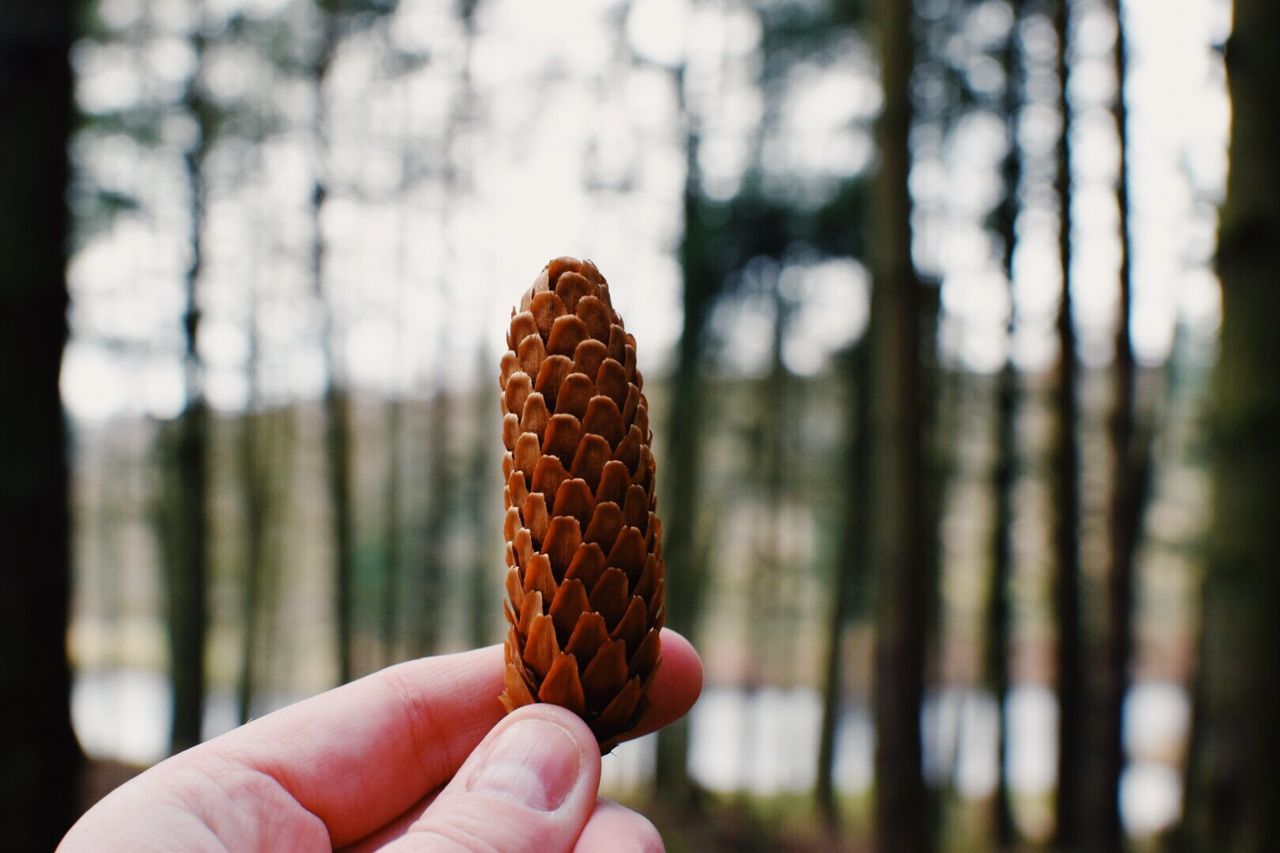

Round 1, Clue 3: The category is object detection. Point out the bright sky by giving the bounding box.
[62,0,1229,421]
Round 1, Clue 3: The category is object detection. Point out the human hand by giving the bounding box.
[60,630,702,852]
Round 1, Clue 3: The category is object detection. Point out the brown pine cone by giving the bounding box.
[498,256,664,752]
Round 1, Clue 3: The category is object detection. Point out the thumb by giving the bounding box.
[383,704,602,852]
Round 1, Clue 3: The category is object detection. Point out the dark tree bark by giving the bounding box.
[324,378,355,683]
[308,6,357,684]
[869,0,930,849]
[379,396,404,662]
[1093,1,1149,848]
[1050,0,1085,846]
[255,410,293,702]
[750,276,792,670]
[467,347,496,651]
[985,4,1024,847]
[987,352,1018,851]
[169,21,213,754]
[1181,1,1280,850]
[235,413,269,725]
[458,7,489,655]
[816,341,870,828]
[407,0,477,660]
[653,66,716,805]
[237,310,267,725]
[0,0,82,845]
[738,275,793,793]
[412,386,451,656]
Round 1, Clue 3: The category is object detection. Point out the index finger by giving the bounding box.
[203,628,702,847]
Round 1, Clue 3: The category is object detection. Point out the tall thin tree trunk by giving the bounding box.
[381,118,413,666]
[748,278,791,670]
[1050,0,1085,846]
[324,371,354,682]
[870,0,930,849]
[169,19,212,753]
[1094,1,1143,848]
[987,359,1018,850]
[0,0,82,844]
[816,341,870,827]
[256,408,293,701]
[414,385,451,656]
[654,65,715,805]
[308,6,356,684]
[986,5,1023,847]
[383,60,411,669]
[407,0,480,659]
[987,301,1018,838]
[456,13,484,651]
[920,263,945,850]
[1181,1,1280,849]
[380,396,403,662]
[237,300,266,724]
[467,346,495,650]
[738,276,791,793]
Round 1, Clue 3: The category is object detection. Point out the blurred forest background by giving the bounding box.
[4,0,1278,850]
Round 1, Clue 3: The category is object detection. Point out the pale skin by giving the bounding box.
[60,630,703,852]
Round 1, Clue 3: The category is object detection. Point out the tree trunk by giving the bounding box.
[987,278,1018,846]
[413,386,451,657]
[237,306,267,724]
[169,340,210,749]
[1181,1,1280,849]
[407,0,478,660]
[380,396,404,663]
[738,276,792,792]
[256,409,293,703]
[748,278,791,676]
[1050,0,1085,846]
[308,7,356,684]
[1094,1,1146,848]
[987,362,1018,851]
[0,1,82,845]
[458,9,488,654]
[325,385,355,681]
[467,347,496,650]
[169,20,212,754]
[816,341,871,827]
[654,66,715,805]
[869,0,930,849]
[986,5,1023,846]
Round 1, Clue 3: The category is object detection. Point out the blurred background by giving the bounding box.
[7,0,1277,849]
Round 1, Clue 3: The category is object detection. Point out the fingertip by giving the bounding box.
[574,799,664,852]
[658,628,703,704]
[465,706,598,812]
[385,704,604,852]
[626,629,703,741]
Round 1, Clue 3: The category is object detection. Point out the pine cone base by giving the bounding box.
[498,257,664,752]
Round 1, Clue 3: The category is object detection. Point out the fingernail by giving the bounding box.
[468,717,582,811]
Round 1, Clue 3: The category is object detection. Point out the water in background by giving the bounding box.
[72,671,1188,837]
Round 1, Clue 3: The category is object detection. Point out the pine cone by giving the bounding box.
[498,256,664,752]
